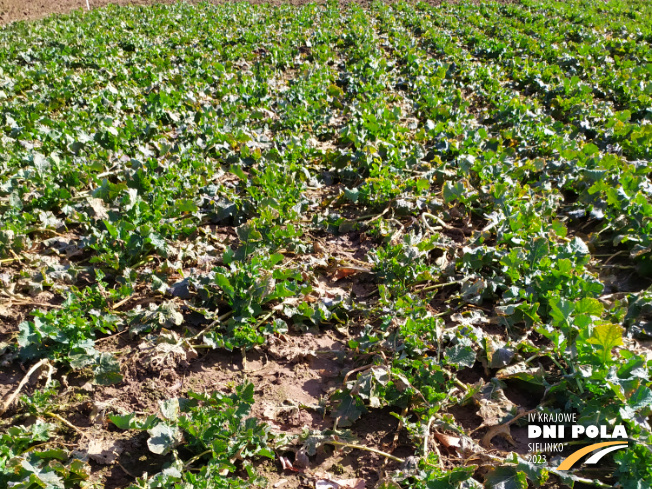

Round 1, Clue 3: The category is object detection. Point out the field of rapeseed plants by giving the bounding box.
[0,1,651,488]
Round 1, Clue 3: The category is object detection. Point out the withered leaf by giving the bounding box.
[333,267,364,281]
[315,479,365,489]
[434,431,461,448]
[86,438,123,465]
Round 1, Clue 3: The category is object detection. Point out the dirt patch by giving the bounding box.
[447,403,483,433]
[65,330,355,486]
[91,432,171,489]
[0,304,24,342]
[0,363,22,400]
[0,0,148,25]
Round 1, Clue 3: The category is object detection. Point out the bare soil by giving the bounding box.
[0,0,157,25]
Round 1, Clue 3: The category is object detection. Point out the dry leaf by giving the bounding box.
[312,278,348,300]
[315,478,366,489]
[86,439,123,465]
[333,267,371,281]
[262,405,279,421]
[279,455,303,472]
[273,297,303,310]
[140,329,198,371]
[279,455,294,471]
[89,401,112,424]
[294,446,310,468]
[86,197,109,221]
[274,480,289,488]
[472,380,515,429]
[433,432,461,448]
[267,342,316,362]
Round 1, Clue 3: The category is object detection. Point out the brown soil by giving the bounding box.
[0,0,155,25]
[55,328,375,488]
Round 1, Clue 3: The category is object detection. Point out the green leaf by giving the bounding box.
[110,413,161,430]
[229,164,247,180]
[159,398,180,422]
[68,352,98,369]
[175,199,198,213]
[587,323,624,363]
[93,353,123,385]
[628,385,652,411]
[551,220,567,238]
[443,181,466,203]
[109,413,137,430]
[33,153,51,176]
[236,222,262,243]
[548,297,574,328]
[214,273,235,298]
[344,188,359,203]
[485,466,528,489]
[516,457,549,486]
[269,253,284,267]
[236,381,255,405]
[445,344,476,368]
[427,466,476,487]
[147,423,182,455]
[17,321,38,349]
[31,448,68,461]
[528,237,549,267]
[332,391,364,427]
[426,465,478,489]
[575,298,603,316]
[103,220,119,239]
[151,274,168,295]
